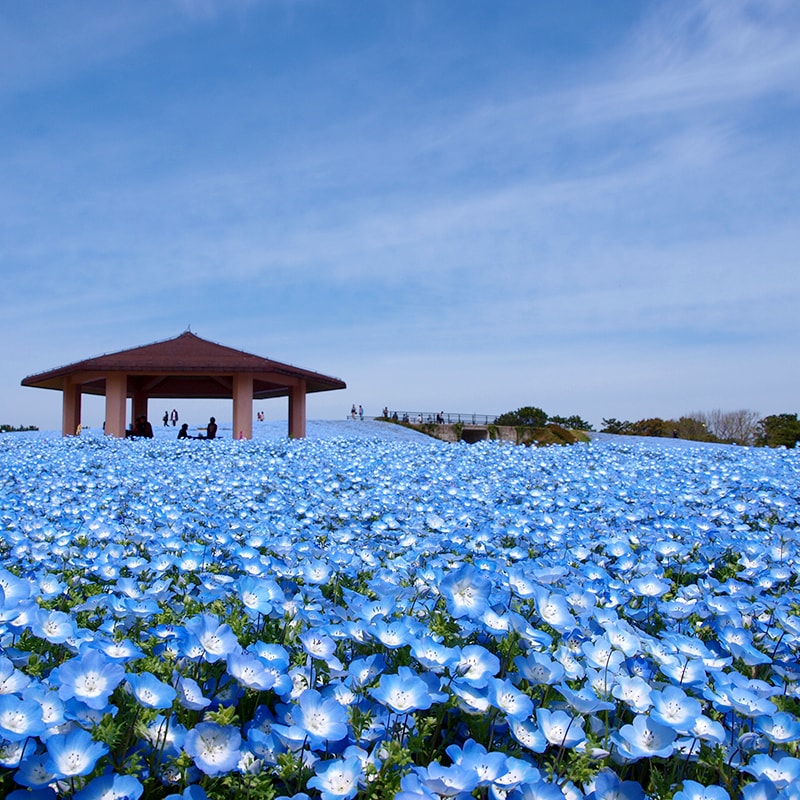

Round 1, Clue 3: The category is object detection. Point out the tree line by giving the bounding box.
[495,406,800,448]
[600,410,800,447]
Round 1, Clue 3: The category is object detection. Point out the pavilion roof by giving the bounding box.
[21,331,347,399]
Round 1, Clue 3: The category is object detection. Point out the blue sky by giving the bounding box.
[2,0,799,431]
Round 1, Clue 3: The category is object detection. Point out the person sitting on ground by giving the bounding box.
[132,416,154,438]
[204,417,218,440]
[177,423,190,439]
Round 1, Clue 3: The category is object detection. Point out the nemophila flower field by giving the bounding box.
[1,427,799,800]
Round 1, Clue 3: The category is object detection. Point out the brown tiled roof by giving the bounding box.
[21,331,346,398]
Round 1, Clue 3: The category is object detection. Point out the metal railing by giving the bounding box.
[378,411,499,425]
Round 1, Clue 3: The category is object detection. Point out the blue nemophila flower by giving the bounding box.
[556,682,614,714]
[141,714,187,763]
[183,613,238,663]
[486,677,534,721]
[55,649,125,710]
[754,711,800,744]
[649,685,703,734]
[583,768,645,800]
[515,651,565,686]
[31,608,76,644]
[22,685,65,736]
[414,761,480,796]
[739,781,780,800]
[302,558,333,585]
[602,619,642,657]
[184,721,242,776]
[227,649,277,691]
[307,755,363,800]
[299,630,343,670]
[612,675,653,713]
[73,772,144,800]
[237,575,276,618]
[6,788,57,800]
[395,770,442,800]
[291,688,349,746]
[373,618,416,649]
[347,654,386,688]
[532,587,576,632]
[493,755,542,793]
[536,708,586,749]
[245,726,282,766]
[454,645,500,686]
[688,714,726,745]
[672,779,730,800]
[97,637,145,663]
[0,737,36,769]
[174,672,212,711]
[249,642,293,696]
[0,569,32,622]
[126,671,177,709]
[583,636,625,673]
[705,675,777,718]
[659,656,708,688]
[45,727,109,778]
[741,754,800,790]
[370,666,436,714]
[630,575,671,598]
[509,777,565,799]
[409,636,459,673]
[439,564,491,619]
[14,752,57,789]
[446,738,509,786]
[612,714,677,761]
[0,656,31,694]
[717,627,771,666]
[0,694,46,741]
[508,718,548,753]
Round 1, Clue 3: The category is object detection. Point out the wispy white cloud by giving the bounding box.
[2,0,799,428]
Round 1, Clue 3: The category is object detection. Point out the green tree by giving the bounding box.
[548,414,593,431]
[495,406,548,427]
[675,415,715,441]
[600,418,631,434]
[757,414,800,448]
[628,418,668,438]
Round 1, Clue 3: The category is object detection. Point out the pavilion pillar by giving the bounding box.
[105,374,128,438]
[288,379,306,439]
[62,378,82,436]
[232,373,253,440]
[132,390,148,428]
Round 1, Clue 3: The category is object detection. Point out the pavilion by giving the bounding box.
[21,331,347,439]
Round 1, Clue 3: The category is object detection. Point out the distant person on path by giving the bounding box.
[163,411,169,426]
[382,406,389,419]
[359,405,364,421]
[392,411,398,422]
[171,408,179,426]
[350,404,357,420]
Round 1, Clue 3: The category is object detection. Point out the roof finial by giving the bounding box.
[185,323,192,333]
